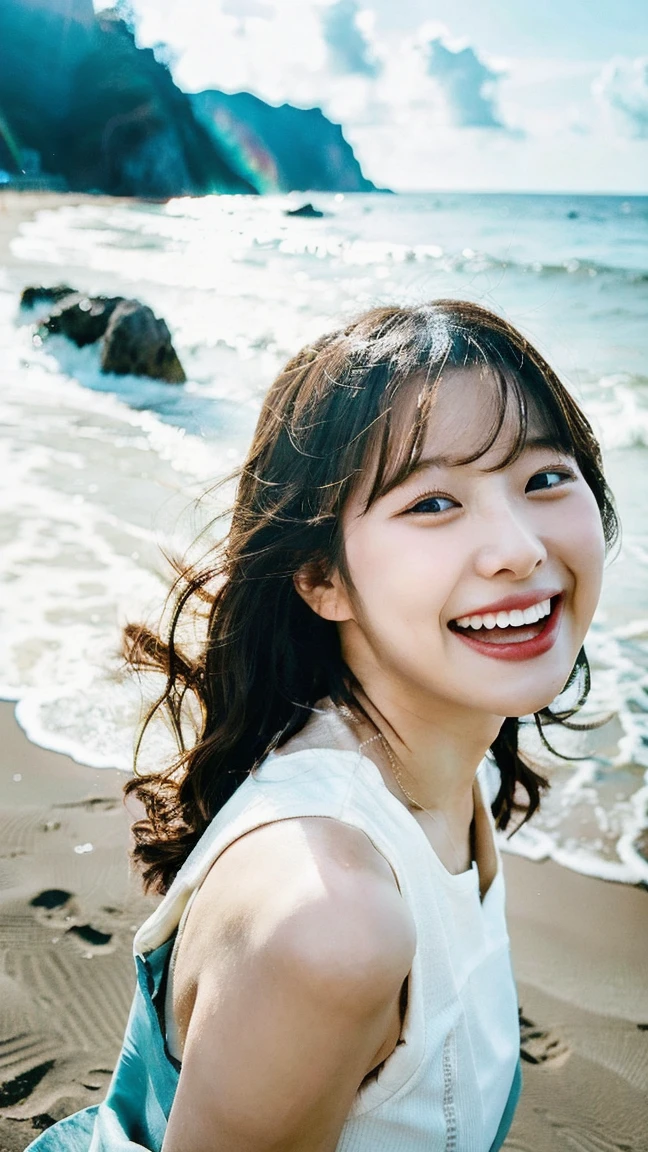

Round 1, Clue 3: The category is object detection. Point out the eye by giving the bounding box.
[526,467,576,493]
[405,492,459,515]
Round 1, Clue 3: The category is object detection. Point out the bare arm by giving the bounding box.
[162,819,415,1152]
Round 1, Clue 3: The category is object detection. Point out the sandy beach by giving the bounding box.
[0,703,156,1152]
[1,190,647,1149]
[0,190,132,264]
[0,701,646,1151]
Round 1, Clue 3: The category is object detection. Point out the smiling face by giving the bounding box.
[317,367,606,723]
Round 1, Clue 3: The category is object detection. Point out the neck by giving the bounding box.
[342,682,504,819]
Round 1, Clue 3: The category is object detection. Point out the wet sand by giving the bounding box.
[0,700,646,1150]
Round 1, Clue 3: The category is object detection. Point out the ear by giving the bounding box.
[293,560,354,622]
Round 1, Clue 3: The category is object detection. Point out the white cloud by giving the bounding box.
[347,117,648,192]
[593,56,648,138]
[133,0,332,103]
[93,0,648,191]
[494,58,600,136]
[322,0,381,76]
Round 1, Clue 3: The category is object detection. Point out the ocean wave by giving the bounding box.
[263,234,648,282]
[500,813,648,886]
[588,375,648,450]
[11,201,648,293]
[2,193,648,888]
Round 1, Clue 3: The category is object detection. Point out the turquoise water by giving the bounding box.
[0,190,647,882]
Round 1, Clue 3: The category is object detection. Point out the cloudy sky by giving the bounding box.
[96,0,648,192]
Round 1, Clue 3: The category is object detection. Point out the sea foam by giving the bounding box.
[1,192,647,886]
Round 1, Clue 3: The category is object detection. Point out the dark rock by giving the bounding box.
[23,284,186,382]
[567,210,579,219]
[192,90,379,193]
[20,285,77,310]
[285,203,325,218]
[43,295,123,347]
[100,300,186,383]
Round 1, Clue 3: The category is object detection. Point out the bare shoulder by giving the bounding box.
[173,815,416,1041]
[180,814,416,974]
[163,819,416,1151]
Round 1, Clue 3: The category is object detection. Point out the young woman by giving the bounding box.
[28,300,617,1152]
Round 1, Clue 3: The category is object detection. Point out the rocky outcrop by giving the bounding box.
[43,295,122,347]
[20,286,78,311]
[192,90,376,194]
[25,285,186,383]
[0,2,254,196]
[101,300,186,383]
[0,2,376,197]
[60,12,254,198]
[0,0,95,179]
[285,203,325,218]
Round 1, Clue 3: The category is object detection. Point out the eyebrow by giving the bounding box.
[400,435,567,483]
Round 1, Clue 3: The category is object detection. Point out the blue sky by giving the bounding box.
[368,0,648,59]
[96,0,648,192]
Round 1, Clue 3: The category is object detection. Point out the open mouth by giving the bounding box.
[448,595,563,660]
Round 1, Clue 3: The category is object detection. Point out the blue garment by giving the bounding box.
[27,729,523,1151]
[26,934,521,1151]
[25,938,179,1151]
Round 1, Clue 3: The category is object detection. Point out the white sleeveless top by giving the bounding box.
[134,700,520,1152]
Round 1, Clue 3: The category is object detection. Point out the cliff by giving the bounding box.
[60,11,255,197]
[191,90,376,194]
[0,0,95,178]
[0,2,376,198]
[0,2,254,196]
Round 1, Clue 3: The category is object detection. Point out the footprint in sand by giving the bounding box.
[54,797,120,812]
[66,924,112,947]
[29,889,79,931]
[519,1011,571,1065]
[29,890,114,952]
[0,1052,115,1126]
[29,890,73,913]
[0,1058,56,1109]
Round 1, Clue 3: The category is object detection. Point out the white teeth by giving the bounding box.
[454,598,552,631]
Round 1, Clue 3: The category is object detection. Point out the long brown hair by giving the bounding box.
[124,300,618,894]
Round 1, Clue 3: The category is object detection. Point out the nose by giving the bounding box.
[473,504,547,581]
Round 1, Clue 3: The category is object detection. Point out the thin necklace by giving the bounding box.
[358,732,469,874]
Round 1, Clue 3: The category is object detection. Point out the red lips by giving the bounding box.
[449,595,564,662]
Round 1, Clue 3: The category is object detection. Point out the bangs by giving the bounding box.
[354,344,579,516]
[304,298,615,558]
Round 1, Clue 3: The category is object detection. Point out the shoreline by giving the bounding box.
[0,191,141,268]
[0,701,646,1150]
